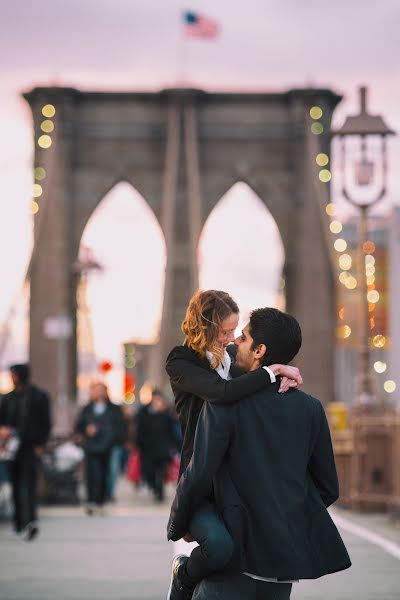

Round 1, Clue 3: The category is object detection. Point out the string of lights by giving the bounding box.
[309,105,396,398]
[31,103,56,216]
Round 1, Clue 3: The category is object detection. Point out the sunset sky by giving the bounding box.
[0,0,399,391]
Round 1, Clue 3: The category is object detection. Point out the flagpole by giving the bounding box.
[179,33,188,87]
[178,11,189,87]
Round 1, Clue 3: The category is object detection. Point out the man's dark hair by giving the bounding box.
[10,363,30,385]
[249,308,302,365]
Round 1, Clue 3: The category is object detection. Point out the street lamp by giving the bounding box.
[72,246,103,405]
[333,86,395,407]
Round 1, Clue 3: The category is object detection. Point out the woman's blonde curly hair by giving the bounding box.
[182,290,239,369]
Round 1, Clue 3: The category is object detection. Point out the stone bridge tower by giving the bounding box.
[24,86,341,430]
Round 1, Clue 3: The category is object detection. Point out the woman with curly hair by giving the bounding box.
[166,290,302,600]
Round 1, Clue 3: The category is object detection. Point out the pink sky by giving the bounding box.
[0,0,399,390]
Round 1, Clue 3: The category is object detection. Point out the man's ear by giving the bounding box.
[254,344,267,360]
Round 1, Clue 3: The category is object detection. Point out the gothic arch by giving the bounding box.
[25,86,341,424]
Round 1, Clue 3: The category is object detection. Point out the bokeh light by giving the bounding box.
[325,203,335,216]
[42,104,56,118]
[316,153,329,166]
[344,276,357,289]
[384,380,396,393]
[334,238,347,252]
[373,334,386,348]
[367,290,380,303]
[38,135,52,149]
[330,220,343,234]
[33,183,42,198]
[365,254,375,266]
[319,169,332,183]
[365,264,375,276]
[337,324,351,339]
[40,119,54,133]
[339,254,352,270]
[363,241,376,254]
[31,201,39,215]
[310,106,323,119]
[374,361,387,374]
[311,122,324,135]
[34,167,46,180]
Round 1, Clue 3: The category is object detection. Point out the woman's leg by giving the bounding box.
[185,501,234,581]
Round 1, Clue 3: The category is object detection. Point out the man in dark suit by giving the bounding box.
[75,382,117,514]
[0,364,51,540]
[167,308,351,600]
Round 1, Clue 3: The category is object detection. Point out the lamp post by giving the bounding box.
[333,86,395,408]
[72,246,103,406]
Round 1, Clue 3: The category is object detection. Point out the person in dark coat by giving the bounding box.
[0,364,51,540]
[106,401,126,502]
[75,382,115,514]
[135,389,179,502]
[167,308,351,600]
[165,290,303,600]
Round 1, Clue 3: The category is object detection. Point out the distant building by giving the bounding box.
[335,215,391,405]
[389,207,400,406]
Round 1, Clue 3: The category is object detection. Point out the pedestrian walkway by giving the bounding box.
[0,479,399,600]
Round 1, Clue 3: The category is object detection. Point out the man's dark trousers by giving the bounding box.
[192,574,292,599]
[85,452,110,505]
[9,448,38,532]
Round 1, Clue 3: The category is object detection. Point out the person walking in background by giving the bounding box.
[165,290,303,600]
[106,400,126,502]
[0,364,51,541]
[75,382,115,515]
[135,389,180,502]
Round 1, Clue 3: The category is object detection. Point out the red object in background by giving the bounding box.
[126,451,180,485]
[124,373,136,395]
[165,455,180,483]
[126,451,141,483]
[99,360,113,373]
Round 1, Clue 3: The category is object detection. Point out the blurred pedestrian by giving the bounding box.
[75,382,115,514]
[135,389,179,502]
[0,363,51,541]
[106,400,126,502]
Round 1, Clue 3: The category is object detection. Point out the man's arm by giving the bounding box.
[166,347,295,405]
[308,400,339,508]
[167,402,232,541]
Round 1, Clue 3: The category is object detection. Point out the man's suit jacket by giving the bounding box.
[166,344,271,477]
[168,384,351,580]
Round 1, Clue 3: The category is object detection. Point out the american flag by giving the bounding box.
[183,11,220,39]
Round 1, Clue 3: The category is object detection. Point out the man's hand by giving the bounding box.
[269,364,303,393]
[183,532,195,543]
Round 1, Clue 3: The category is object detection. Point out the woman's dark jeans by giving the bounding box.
[186,501,234,581]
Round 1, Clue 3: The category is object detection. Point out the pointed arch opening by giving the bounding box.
[77,181,166,399]
[198,182,285,328]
